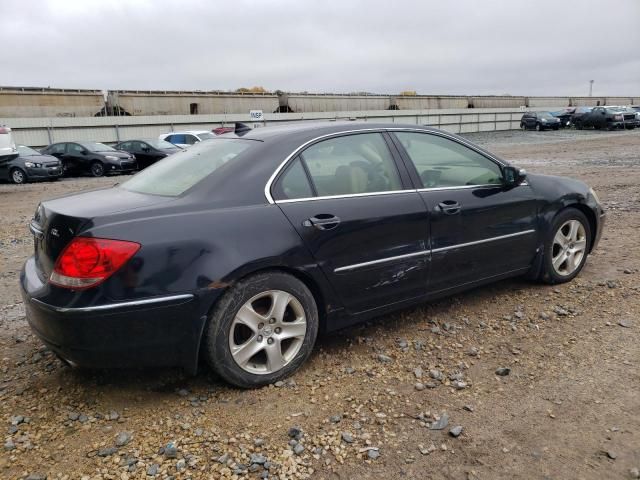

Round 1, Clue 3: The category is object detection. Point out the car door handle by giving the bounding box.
[437,200,461,215]
[303,214,341,230]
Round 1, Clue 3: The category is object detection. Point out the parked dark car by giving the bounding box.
[520,111,561,130]
[570,106,593,125]
[114,139,181,169]
[0,145,62,184]
[609,107,640,129]
[551,108,575,128]
[41,141,137,177]
[573,106,635,130]
[20,122,605,388]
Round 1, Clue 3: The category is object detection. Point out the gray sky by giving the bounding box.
[2,0,639,95]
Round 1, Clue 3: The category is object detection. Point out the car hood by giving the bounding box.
[20,153,60,164]
[95,151,132,158]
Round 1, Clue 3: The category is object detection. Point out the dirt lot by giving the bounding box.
[1,129,639,480]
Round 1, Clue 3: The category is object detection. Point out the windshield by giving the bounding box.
[121,139,254,196]
[538,112,554,119]
[197,132,216,140]
[146,139,180,149]
[80,142,116,152]
[17,145,40,156]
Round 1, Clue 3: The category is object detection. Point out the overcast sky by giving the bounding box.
[2,0,639,96]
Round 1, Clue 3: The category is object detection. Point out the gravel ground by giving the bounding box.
[1,128,639,480]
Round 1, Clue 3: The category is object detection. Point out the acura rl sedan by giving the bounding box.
[21,122,605,388]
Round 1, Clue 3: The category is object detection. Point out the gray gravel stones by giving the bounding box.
[97,446,118,457]
[430,413,449,430]
[618,318,633,328]
[68,412,80,421]
[288,426,303,440]
[629,467,640,479]
[164,441,178,458]
[254,437,265,446]
[368,449,380,460]
[341,432,354,443]
[26,475,46,480]
[293,443,305,455]
[376,353,393,363]
[329,414,342,423]
[414,366,423,378]
[146,463,159,476]
[463,405,474,412]
[449,426,463,437]
[415,382,425,391]
[429,369,444,381]
[453,380,467,390]
[4,438,16,451]
[10,415,24,425]
[115,431,132,447]
[176,458,186,471]
[250,453,267,465]
[495,367,511,376]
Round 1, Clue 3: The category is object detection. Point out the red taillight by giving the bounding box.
[50,237,140,290]
[0,126,10,134]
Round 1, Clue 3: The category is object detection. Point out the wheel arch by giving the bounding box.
[192,265,330,375]
[553,202,598,254]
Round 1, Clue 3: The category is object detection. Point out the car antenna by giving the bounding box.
[234,122,252,136]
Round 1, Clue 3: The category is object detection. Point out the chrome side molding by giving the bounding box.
[31,293,195,314]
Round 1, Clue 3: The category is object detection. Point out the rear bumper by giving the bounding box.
[20,256,208,373]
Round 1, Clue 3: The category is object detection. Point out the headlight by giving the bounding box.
[589,188,601,205]
[105,155,118,161]
[24,162,42,168]
[541,119,547,123]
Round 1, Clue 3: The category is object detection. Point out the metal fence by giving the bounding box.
[3,108,538,148]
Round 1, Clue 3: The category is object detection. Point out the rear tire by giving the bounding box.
[537,123,542,131]
[204,271,319,388]
[10,168,27,184]
[90,161,105,177]
[539,208,591,284]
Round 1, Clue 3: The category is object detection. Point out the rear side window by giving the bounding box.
[395,132,502,188]
[300,133,402,197]
[185,135,198,145]
[273,157,313,200]
[121,139,253,196]
[48,143,66,154]
[169,134,186,144]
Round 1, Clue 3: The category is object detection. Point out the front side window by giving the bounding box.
[121,138,254,196]
[394,132,502,188]
[300,133,402,197]
[69,143,85,154]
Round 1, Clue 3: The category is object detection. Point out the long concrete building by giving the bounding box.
[1,86,638,118]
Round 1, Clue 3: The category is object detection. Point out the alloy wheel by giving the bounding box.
[11,169,26,184]
[551,219,587,276]
[229,290,307,375]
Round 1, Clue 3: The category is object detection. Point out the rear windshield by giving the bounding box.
[121,138,254,196]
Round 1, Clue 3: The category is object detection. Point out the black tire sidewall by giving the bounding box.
[91,161,105,177]
[542,208,591,284]
[205,272,319,388]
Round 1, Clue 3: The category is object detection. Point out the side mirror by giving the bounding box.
[503,166,527,187]
[81,150,88,155]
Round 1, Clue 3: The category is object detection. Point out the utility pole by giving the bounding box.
[589,80,594,97]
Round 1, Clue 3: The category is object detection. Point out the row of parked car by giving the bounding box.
[0,128,225,184]
[521,105,640,131]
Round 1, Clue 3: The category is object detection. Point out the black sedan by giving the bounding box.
[114,139,182,169]
[0,145,62,184]
[20,122,605,388]
[41,141,137,177]
[520,111,561,130]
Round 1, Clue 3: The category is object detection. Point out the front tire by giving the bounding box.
[204,271,319,388]
[540,208,591,284]
[90,161,105,177]
[10,168,27,184]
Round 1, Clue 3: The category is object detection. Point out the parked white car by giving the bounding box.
[0,126,18,163]
[158,130,216,148]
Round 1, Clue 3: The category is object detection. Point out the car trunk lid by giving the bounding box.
[30,187,173,281]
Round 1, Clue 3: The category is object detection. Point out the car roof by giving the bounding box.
[166,130,211,135]
[217,121,443,143]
